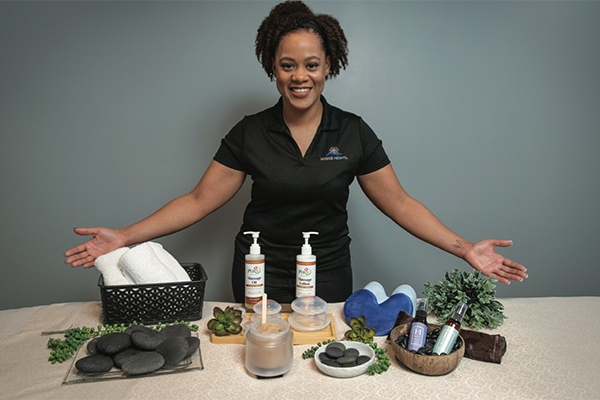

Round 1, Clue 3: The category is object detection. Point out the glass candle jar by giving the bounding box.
[245,317,293,377]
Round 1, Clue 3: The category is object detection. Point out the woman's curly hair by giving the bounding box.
[255,1,349,80]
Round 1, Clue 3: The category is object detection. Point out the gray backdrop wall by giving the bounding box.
[2,1,599,310]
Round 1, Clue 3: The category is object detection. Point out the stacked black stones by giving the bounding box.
[395,328,462,356]
[75,324,200,375]
[318,342,371,368]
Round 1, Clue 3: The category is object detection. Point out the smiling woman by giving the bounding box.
[65,0,527,306]
[274,31,330,155]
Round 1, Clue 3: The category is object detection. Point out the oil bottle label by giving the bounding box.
[245,260,264,303]
[432,325,459,355]
[296,261,315,297]
[408,322,427,351]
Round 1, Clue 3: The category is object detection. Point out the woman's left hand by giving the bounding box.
[463,239,528,284]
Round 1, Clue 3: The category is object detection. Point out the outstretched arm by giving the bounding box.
[357,164,527,284]
[65,160,246,268]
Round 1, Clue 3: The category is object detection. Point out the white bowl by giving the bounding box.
[314,341,376,378]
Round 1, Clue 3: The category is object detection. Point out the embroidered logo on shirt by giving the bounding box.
[326,147,342,156]
[321,147,348,161]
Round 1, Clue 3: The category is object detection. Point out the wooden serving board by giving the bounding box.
[210,313,336,345]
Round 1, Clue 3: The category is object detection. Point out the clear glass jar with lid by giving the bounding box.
[288,296,331,332]
[251,299,284,322]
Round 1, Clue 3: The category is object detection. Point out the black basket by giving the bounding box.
[98,263,208,325]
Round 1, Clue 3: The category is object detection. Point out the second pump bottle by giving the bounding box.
[295,232,318,298]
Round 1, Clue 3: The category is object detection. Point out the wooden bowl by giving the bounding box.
[389,323,465,376]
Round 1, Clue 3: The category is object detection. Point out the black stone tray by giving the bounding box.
[62,332,204,385]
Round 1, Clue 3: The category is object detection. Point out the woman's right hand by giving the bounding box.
[64,227,127,268]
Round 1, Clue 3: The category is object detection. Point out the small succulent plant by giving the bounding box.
[344,316,376,342]
[207,306,243,336]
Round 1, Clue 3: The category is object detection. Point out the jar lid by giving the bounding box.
[253,299,282,315]
[230,305,246,317]
[288,311,331,332]
[291,296,328,315]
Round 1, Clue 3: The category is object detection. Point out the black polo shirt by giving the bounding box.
[214,96,390,301]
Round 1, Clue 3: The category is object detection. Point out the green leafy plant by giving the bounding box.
[343,316,376,341]
[423,269,506,330]
[207,306,243,336]
[44,321,198,364]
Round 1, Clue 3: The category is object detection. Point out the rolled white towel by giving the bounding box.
[148,242,190,282]
[95,247,133,286]
[120,243,177,284]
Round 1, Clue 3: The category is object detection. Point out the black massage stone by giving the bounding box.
[185,336,200,358]
[124,325,154,336]
[155,336,189,366]
[160,324,192,338]
[75,354,114,373]
[120,352,165,375]
[96,333,132,356]
[112,347,143,369]
[131,330,167,351]
[86,337,99,354]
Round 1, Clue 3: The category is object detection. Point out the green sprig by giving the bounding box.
[361,340,391,375]
[301,339,335,359]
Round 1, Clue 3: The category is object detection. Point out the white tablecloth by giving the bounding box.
[0,297,598,399]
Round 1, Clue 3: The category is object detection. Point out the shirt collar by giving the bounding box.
[268,95,340,134]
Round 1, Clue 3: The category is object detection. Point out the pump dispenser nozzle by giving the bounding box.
[244,231,261,255]
[301,232,318,255]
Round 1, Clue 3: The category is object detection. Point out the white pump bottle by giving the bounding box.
[296,231,318,298]
[244,231,265,309]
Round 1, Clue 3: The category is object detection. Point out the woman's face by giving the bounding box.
[273,30,330,116]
